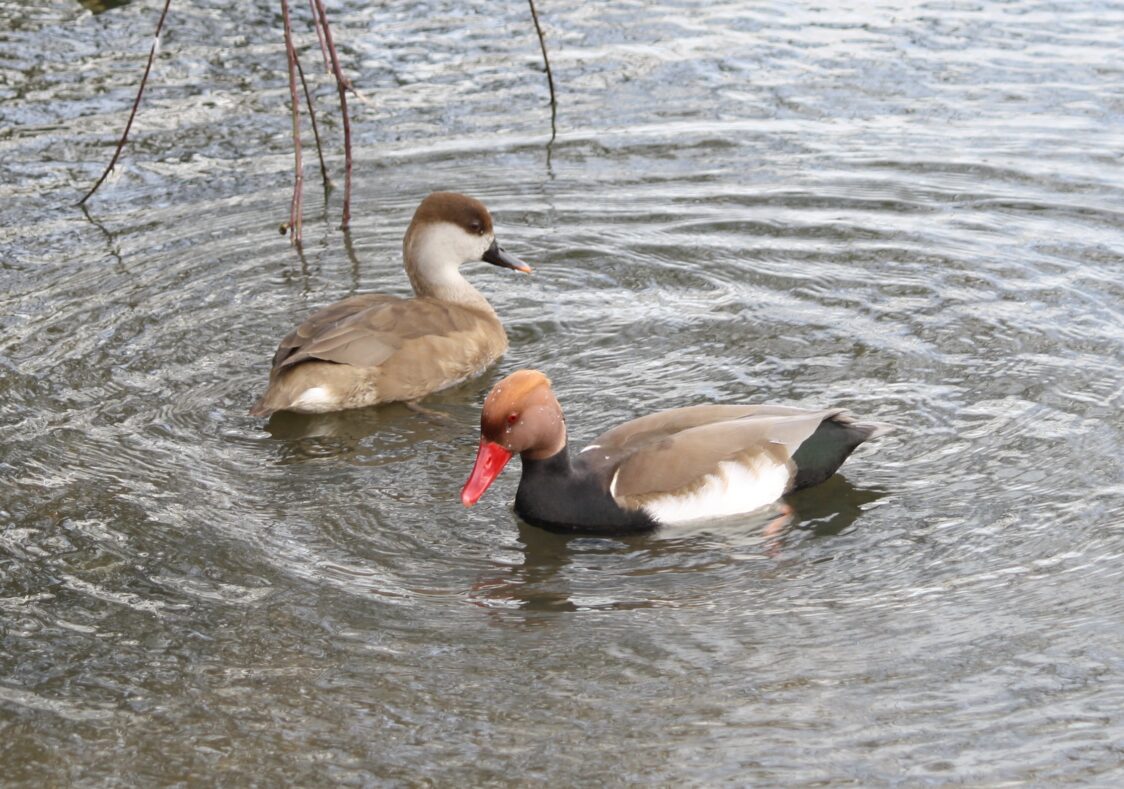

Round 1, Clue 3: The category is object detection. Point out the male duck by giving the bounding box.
[462,370,890,534]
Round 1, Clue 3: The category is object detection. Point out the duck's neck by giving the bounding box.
[404,234,495,314]
[514,444,658,535]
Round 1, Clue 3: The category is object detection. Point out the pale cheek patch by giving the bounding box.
[636,456,791,525]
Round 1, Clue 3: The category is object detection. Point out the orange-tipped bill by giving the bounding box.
[461,439,514,506]
[481,239,532,273]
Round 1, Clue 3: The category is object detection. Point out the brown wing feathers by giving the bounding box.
[607,411,834,499]
[273,297,492,372]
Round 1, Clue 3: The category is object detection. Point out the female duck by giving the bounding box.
[462,370,889,534]
[250,192,530,416]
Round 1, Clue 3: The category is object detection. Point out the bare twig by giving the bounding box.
[313,0,352,230]
[78,0,174,205]
[310,0,359,98]
[527,0,557,141]
[307,0,330,73]
[280,0,304,243]
[295,55,331,189]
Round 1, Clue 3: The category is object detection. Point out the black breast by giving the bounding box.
[513,448,658,535]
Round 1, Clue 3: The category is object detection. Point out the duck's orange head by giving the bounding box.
[461,370,566,507]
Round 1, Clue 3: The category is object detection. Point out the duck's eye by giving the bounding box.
[469,220,484,235]
[507,412,519,425]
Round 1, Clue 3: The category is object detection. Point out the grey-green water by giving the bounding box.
[3,0,1123,784]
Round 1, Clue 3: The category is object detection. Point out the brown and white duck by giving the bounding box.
[461,370,890,534]
[250,192,531,417]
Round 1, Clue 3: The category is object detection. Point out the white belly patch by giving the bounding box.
[634,455,791,525]
[290,386,337,412]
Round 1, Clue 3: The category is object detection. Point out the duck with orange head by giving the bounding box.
[462,370,890,535]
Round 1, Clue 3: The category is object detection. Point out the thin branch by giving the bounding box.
[527,0,557,141]
[313,0,352,230]
[311,0,360,98]
[307,0,330,74]
[295,51,330,189]
[281,0,304,244]
[78,0,174,205]
[79,202,125,270]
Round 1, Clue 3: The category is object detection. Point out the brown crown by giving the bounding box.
[481,370,552,437]
[410,191,494,236]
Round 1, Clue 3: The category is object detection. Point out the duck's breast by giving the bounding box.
[373,301,507,401]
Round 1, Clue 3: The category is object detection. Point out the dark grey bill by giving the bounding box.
[481,239,532,272]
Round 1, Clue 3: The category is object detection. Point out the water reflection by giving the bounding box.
[78,204,124,269]
[786,474,889,539]
[263,403,416,442]
[75,0,131,13]
[262,402,469,464]
[468,475,888,611]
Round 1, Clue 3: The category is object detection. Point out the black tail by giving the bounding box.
[790,415,890,491]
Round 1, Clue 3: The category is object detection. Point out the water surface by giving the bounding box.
[2,0,1123,784]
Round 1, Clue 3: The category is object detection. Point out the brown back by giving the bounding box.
[584,405,844,498]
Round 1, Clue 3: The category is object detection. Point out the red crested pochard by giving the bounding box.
[462,370,890,534]
[250,192,531,416]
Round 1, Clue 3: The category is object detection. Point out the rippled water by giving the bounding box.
[3,0,1124,783]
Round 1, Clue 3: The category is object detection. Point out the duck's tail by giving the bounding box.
[248,396,275,418]
[790,412,892,491]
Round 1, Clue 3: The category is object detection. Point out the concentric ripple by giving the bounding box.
[1,0,1123,784]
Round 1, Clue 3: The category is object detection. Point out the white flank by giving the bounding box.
[639,455,790,524]
[291,386,336,412]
